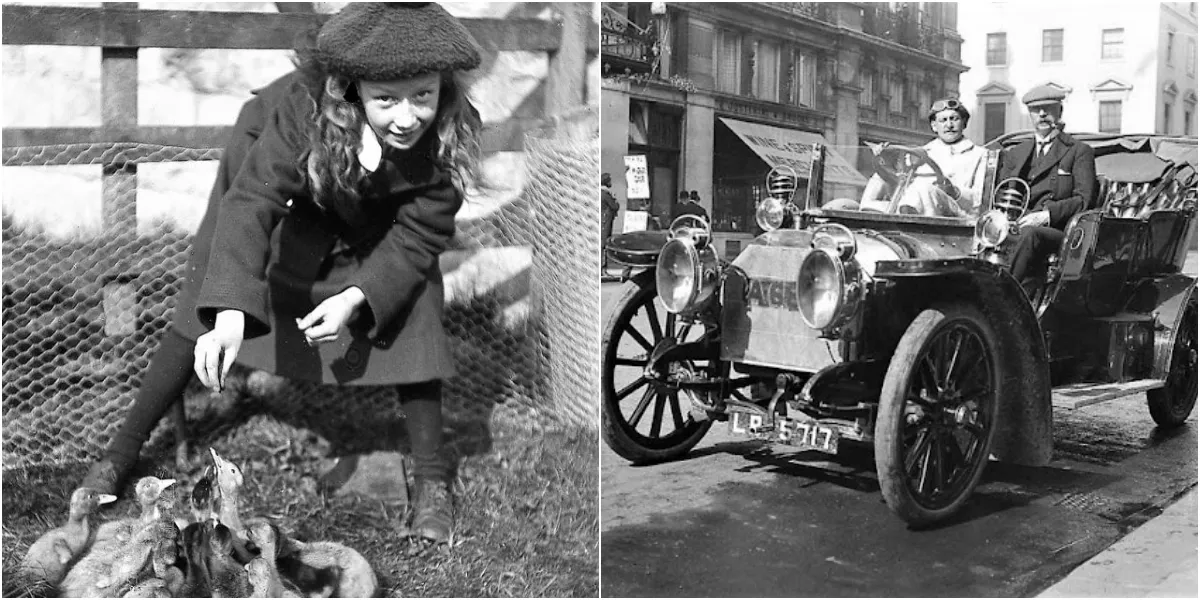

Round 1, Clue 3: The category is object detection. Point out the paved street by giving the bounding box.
[600,252,1198,597]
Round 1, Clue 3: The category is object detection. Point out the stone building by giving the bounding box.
[601,2,968,257]
[958,1,1198,143]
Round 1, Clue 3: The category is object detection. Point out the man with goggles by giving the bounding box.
[859,98,989,217]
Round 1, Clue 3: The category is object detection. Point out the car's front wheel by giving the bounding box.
[875,304,1001,527]
[1148,296,1197,428]
[601,271,714,464]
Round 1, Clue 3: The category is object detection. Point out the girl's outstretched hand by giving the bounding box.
[297,287,366,346]
[195,310,245,391]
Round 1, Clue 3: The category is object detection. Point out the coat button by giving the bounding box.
[344,347,363,368]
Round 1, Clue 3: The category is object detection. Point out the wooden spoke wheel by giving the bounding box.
[601,272,715,463]
[875,304,1001,527]
[1148,297,1198,428]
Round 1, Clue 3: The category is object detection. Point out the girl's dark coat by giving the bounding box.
[175,70,459,385]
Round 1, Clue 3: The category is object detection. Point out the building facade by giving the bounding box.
[958,1,1198,144]
[601,2,968,257]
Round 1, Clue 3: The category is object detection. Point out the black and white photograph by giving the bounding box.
[600,1,1197,597]
[2,1,599,597]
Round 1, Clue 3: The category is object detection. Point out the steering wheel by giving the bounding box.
[865,145,955,215]
[873,144,950,190]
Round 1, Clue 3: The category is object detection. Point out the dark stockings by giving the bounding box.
[104,329,447,483]
[399,379,448,482]
[104,328,195,471]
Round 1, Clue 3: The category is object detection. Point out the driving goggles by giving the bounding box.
[929,98,962,113]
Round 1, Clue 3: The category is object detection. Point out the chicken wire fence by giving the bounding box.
[2,119,599,471]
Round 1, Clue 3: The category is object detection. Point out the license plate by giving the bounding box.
[729,410,840,455]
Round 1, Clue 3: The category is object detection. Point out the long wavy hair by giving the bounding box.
[292,37,482,222]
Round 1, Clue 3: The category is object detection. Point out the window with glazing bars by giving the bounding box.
[753,39,780,102]
[714,29,741,94]
[1101,29,1123,60]
[1098,100,1122,133]
[986,32,1006,65]
[1042,29,1063,62]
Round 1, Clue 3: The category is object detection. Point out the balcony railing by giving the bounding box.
[601,6,656,75]
[862,5,948,58]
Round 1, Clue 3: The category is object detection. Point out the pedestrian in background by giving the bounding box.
[82,1,484,544]
[674,189,709,223]
[601,172,618,271]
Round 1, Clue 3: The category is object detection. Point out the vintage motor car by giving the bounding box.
[602,132,1197,527]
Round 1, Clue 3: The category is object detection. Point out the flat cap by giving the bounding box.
[1022,84,1067,107]
[315,2,482,81]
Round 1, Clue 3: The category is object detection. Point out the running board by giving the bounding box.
[1051,379,1166,409]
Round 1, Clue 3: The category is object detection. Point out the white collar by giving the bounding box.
[926,137,976,154]
[1034,129,1060,145]
[358,123,382,173]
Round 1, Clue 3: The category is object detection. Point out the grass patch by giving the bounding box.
[2,413,598,597]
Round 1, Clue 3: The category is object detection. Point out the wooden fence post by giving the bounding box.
[100,3,138,238]
[545,2,589,117]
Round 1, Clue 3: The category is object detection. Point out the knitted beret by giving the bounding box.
[315,2,482,81]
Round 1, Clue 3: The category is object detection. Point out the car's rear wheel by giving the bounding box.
[875,304,1001,527]
[1148,297,1197,428]
[602,272,714,464]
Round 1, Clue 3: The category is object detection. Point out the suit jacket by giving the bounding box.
[996,131,1097,230]
[672,201,709,222]
[187,69,460,385]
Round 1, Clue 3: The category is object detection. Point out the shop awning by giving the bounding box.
[718,117,867,187]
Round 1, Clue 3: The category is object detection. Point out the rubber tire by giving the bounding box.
[1148,298,1197,428]
[601,274,712,464]
[875,304,1001,528]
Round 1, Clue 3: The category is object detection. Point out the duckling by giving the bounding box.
[122,533,185,599]
[60,477,176,598]
[245,521,307,598]
[120,578,169,598]
[206,522,251,597]
[279,539,377,598]
[19,487,117,586]
[190,464,217,524]
[209,448,245,535]
[93,477,178,545]
[106,517,179,595]
[247,557,297,598]
[178,522,212,597]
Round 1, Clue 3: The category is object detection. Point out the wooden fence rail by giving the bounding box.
[1,3,597,236]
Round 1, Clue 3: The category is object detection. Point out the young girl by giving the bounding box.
[82,2,483,543]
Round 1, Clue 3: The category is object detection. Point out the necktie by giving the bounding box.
[1037,140,1052,157]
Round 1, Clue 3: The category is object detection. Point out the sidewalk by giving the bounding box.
[1039,486,1198,598]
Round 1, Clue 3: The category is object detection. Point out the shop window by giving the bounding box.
[1098,100,1122,133]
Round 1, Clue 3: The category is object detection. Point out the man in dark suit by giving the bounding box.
[600,173,619,270]
[997,84,1097,295]
[673,189,710,223]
